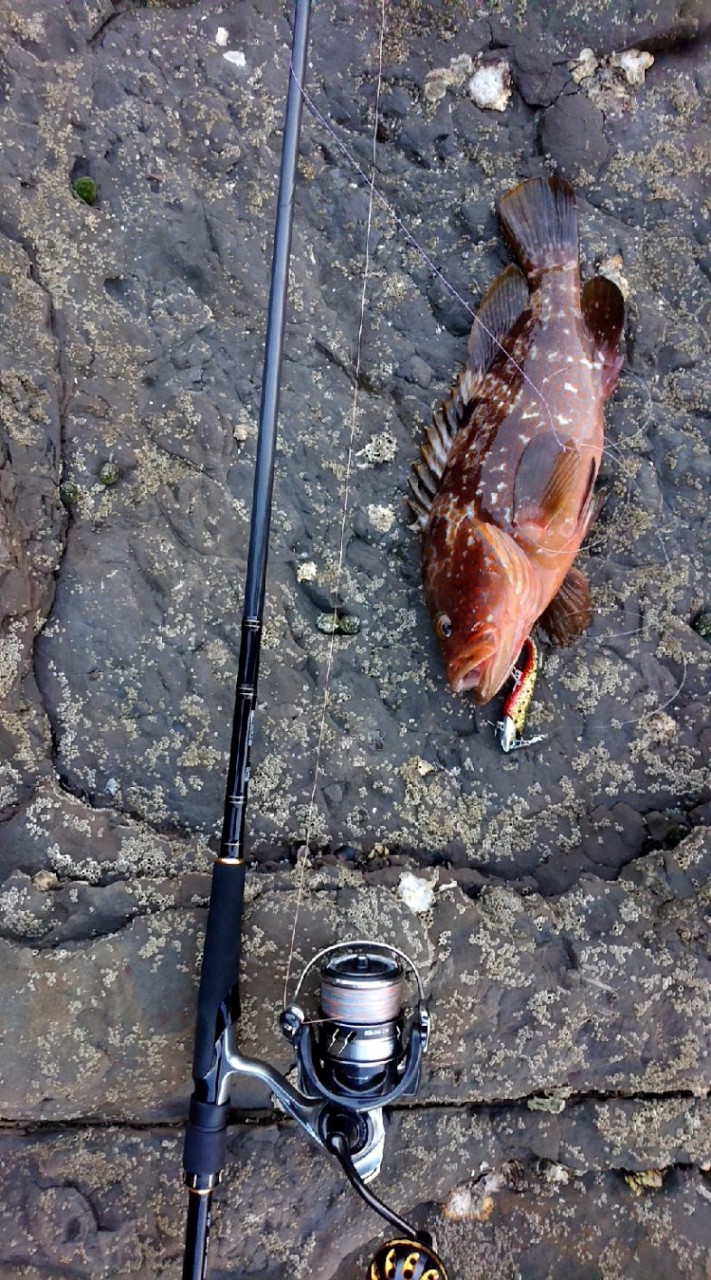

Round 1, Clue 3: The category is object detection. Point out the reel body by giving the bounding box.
[206,941,441,1273]
[280,943,429,1179]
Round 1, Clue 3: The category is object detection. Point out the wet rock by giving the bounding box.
[539,91,611,179]
[0,836,707,1120]
[0,1106,708,1279]
[512,47,570,108]
[0,1,709,1273]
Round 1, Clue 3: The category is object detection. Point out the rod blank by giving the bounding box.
[182,3,312,1277]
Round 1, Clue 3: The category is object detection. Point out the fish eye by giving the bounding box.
[435,613,453,639]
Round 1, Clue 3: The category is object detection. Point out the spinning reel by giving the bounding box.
[214,941,448,1278]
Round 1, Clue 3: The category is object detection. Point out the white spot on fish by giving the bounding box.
[563,382,578,393]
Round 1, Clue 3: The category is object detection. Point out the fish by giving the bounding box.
[410,175,625,704]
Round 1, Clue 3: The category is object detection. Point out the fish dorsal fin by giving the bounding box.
[459,264,530,406]
[538,565,592,645]
[409,265,530,531]
[581,276,625,401]
[513,432,583,537]
[408,405,461,528]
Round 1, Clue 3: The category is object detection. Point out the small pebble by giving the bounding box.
[98,461,120,486]
[316,612,360,636]
[73,177,98,205]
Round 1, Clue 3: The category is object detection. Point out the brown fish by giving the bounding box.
[410,176,625,704]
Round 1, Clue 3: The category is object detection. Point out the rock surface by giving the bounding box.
[0,0,709,1276]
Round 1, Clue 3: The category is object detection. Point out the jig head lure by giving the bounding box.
[496,636,545,752]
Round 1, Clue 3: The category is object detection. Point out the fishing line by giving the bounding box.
[283,0,388,1004]
[277,15,683,780]
[290,73,635,475]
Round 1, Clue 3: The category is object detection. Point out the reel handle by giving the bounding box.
[366,1237,450,1280]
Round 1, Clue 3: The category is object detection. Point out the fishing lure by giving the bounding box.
[496,636,544,752]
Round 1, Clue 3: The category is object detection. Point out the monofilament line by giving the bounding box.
[294,78,574,454]
[284,2,387,1003]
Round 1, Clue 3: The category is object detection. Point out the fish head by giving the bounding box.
[423,515,538,705]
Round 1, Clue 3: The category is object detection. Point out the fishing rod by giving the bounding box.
[181,3,449,1277]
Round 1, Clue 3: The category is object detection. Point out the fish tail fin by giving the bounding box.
[499,176,577,279]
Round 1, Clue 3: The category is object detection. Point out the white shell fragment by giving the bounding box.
[366,504,395,533]
[423,53,473,104]
[613,49,655,87]
[527,1093,568,1114]
[215,27,229,47]
[570,48,598,84]
[468,61,512,112]
[223,50,246,68]
[598,254,630,300]
[296,561,318,583]
[397,871,436,915]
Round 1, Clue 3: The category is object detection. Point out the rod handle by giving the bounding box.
[192,859,246,1081]
[183,1097,230,1178]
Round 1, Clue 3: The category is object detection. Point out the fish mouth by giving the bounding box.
[447,630,498,699]
[448,626,533,705]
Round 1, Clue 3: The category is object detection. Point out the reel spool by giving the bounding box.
[318,949,405,1096]
[367,1237,449,1280]
[281,942,429,1112]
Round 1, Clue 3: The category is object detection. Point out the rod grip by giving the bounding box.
[183,1097,230,1178]
[192,859,247,1081]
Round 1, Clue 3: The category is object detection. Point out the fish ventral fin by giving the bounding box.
[581,276,625,401]
[499,176,577,279]
[538,565,592,645]
[513,432,583,535]
[409,265,530,530]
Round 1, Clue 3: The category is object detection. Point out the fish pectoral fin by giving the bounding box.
[459,264,530,405]
[513,432,583,536]
[538,566,592,645]
[581,276,625,400]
